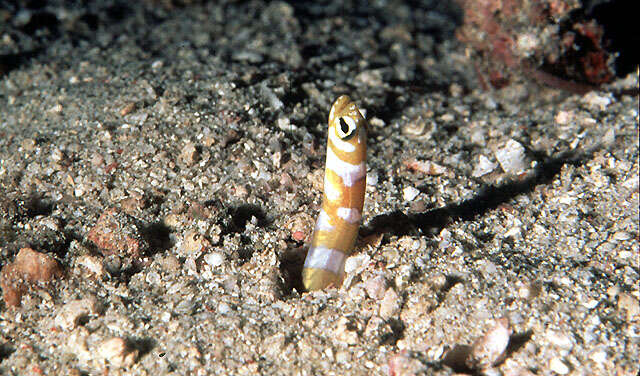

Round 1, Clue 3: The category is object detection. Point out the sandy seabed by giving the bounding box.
[1,1,638,375]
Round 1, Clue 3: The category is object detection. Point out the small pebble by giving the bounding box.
[344,254,370,274]
[549,357,570,375]
[387,350,425,376]
[494,139,527,174]
[466,317,512,370]
[404,159,446,175]
[0,248,63,307]
[204,251,224,268]
[515,32,539,57]
[259,82,283,110]
[51,148,65,162]
[218,301,231,314]
[379,288,401,319]
[120,103,136,116]
[546,330,573,350]
[87,209,148,258]
[55,297,101,330]
[355,69,384,87]
[334,317,359,345]
[472,155,498,177]
[612,231,632,241]
[554,110,574,125]
[233,50,264,64]
[439,113,455,122]
[180,230,211,258]
[617,292,640,321]
[76,255,106,278]
[97,337,138,368]
[286,213,314,243]
[366,170,379,186]
[180,142,199,166]
[403,186,420,201]
[364,275,387,300]
[369,117,385,127]
[517,281,541,300]
[449,83,463,97]
[402,116,432,137]
[589,349,607,364]
[277,117,296,131]
[582,92,612,111]
[151,60,163,69]
[21,138,36,151]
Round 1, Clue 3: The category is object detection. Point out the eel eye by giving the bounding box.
[336,116,357,140]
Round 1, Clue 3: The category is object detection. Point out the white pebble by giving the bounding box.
[549,357,570,375]
[366,170,379,186]
[334,317,359,345]
[612,231,632,241]
[494,139,527,174]
[55,297,100,330]
[151,60,164,69]
[589,349,607,364]
[344,254,370,274]
[160,311,172,322]
[277,117,297,131]
[364,275,387,300]
[76,255,106,277]
[97,337,138,368]
[218,302,231,314]
[403,186,420,201]
[204,251,224,267]
[472,155,498,177]
[582,92,612,111]
[546,330,573,350]
[369,117,385,127]
[467,317,511,370]
[379,288,401,319]
[516,33,539,57]
[555,111,573,125]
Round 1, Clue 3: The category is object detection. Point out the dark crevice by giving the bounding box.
[130,337,156,359]
[383,318,405,346]
[279,245,306,295]
[590,0,639,78]
[225,204,267,234]
[20,11,60,35]
[24,194,55,218]
[0,342,14,362]
[505,330,533,359]
[0,49,43,76]
[141,222,172,255]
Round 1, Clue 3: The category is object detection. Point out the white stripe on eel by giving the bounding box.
[325,147,366,187]
[336,207,362,224]
[303,246,346,274]
[314,209,334,231]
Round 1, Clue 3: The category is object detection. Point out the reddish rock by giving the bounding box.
[1,248,63,307]
[403,159,446,176]
[456,0,616,90]
[443,317,512,372]
[87,209,148,258]
[285,212,314,243]
[388,350,426,376]
[466,317,512,370]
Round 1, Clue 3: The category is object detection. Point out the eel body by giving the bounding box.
[302,95,368,291]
